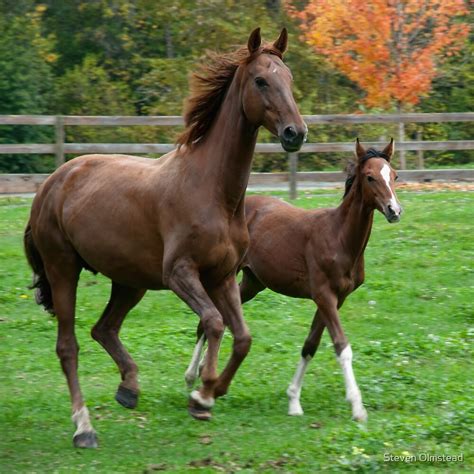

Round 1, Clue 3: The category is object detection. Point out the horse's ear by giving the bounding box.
[273,28,288,55]
[248,27,262,54]
[382,138,395,162]
[355,138,366,161]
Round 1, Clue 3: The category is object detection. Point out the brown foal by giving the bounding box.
[185,139,402,422]
[24,28,306,448]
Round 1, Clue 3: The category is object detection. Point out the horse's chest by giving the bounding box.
[193,221,249,275]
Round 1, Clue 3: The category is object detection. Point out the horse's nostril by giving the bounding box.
[283,126,297,141]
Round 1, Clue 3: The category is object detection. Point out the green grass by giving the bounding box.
[1,190,473,473]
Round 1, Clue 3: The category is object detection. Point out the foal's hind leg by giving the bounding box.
[91,282,146,409]
[46,260,98,448]
[184,326,206,389]
[240,266,265,303]
[287,309,325,416]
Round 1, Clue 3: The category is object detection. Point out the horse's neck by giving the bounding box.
[336,178,374,262]
[198,76,258,214]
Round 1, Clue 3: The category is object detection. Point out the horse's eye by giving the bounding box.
[367,176,375,182]
[395,175,399,181]
[255,77,268,88]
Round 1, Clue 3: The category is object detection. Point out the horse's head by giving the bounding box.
[356,138,402,223]
[240,28,307,152]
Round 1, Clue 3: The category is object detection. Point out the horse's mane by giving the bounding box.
[177,44,283,149]
[343,148,390,198]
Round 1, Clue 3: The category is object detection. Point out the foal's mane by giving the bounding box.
[177,44,283,149]
[343,148,390,198]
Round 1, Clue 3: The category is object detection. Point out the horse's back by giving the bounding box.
[28,152,178,289]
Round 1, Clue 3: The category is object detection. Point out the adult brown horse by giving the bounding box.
[185,139,402,422]
[24,28,306,448]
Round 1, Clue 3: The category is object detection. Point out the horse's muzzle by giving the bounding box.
[280,124,307,152]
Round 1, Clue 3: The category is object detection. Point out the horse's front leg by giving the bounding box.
[167,258,225,420]
[316,291,367,422]
[208,277,252,400]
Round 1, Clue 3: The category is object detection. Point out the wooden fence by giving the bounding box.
[1,113,473,197]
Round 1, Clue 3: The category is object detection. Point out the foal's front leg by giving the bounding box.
[287,309,325,415]
[317,293,367,422]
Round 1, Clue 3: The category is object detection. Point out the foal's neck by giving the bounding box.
[199,72,258,214]
[337,178,374,261]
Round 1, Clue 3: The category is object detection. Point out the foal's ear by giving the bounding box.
[248,27,262,54]
[355,138,366,161]
[273,28,288,55]
[382,138,395,162]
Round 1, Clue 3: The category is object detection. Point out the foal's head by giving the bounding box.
[350,139,402,223]
[240,28,307,152]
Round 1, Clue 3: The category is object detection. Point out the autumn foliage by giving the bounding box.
[287,0,470,108]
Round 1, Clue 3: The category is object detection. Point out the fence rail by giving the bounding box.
[1,113,473,196]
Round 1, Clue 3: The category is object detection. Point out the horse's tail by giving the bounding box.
[24,222,54,314]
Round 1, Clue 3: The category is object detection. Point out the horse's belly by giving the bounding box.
[72,232,166,290]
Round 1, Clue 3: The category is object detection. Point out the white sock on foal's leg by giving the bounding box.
[337,345,367,422]
[287,355,312,416]
[184,334,205,388]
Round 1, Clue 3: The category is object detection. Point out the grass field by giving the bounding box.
[1,190,473,473]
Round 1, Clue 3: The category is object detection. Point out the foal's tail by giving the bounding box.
[24,222,54,314]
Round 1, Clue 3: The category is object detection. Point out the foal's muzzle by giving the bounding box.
[280,124,307,152]
[384,203,402,223]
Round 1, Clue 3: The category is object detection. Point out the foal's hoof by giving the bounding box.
[73,431,98,449]
[115,386,138,409]
[188,397,212,421]
[352,406,368,423]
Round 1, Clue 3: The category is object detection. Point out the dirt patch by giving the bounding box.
[396,182,474,192]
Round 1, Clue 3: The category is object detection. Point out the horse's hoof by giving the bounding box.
[73,431,98,448]
[188,397,212,421]
[115,385,138,409]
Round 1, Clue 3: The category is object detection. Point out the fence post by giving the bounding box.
[417,130,424,169]
[289,152,298,200]
[55,115,65,169]
[398,121,406,169]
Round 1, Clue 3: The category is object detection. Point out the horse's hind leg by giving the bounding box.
[46,259,98,448]
[91,282,146,409]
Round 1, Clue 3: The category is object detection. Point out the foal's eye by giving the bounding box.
[395,175,399,181]
[367,176,375,182]
[255,77,268,88]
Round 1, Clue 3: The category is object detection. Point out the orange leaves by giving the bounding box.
[286,0,470,108]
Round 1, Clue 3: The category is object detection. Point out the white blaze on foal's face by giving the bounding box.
[381,163,401,216]
[364,158,402,223]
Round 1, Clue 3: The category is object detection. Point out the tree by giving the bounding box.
[0,5,55,172]
[287,0,470,109]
